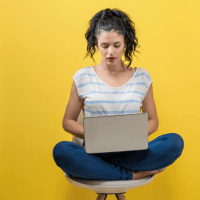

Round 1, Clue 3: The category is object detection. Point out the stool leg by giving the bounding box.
[96,193,108,200]
[115,193,126,200]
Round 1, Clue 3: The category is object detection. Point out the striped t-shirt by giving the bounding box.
[73,66,153,118]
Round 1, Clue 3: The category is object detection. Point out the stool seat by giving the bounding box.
[64,173,156,194]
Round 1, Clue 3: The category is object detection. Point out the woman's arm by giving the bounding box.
[63,120,84,139]
[62,81,85,139]
[141,83,159,136]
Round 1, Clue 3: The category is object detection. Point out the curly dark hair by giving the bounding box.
[83,8,140,68]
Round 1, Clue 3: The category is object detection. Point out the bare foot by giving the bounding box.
[132,168,166,180]
[96,193,107,200]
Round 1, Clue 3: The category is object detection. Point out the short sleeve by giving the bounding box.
[143,69,153,98]
[72,69,83,99]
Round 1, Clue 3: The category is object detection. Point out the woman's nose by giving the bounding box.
[108,47,114,55]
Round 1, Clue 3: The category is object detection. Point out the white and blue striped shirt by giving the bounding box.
[73,66,153,118]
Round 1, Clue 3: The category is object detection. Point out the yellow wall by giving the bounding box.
[1,0,200,199]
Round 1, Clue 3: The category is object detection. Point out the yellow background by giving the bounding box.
[1,0,200,199]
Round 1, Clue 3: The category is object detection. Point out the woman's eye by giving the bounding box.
[102,46,120,48]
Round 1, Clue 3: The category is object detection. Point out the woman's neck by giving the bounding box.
[97,60,129,74]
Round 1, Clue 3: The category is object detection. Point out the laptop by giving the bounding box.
[83,112,148,154]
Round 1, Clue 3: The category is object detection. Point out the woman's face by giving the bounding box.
[95,31,126,65]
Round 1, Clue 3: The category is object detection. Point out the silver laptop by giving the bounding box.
[83,112,148,154]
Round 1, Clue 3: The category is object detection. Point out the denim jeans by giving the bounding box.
[53,133,184,180]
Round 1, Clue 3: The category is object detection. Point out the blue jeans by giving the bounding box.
[53,133,184,180]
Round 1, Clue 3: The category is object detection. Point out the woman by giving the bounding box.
[53,8,184,200]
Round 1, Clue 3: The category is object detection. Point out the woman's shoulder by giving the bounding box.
[133,67,152,83]
[136,67,151,75]
[73,66,92,76]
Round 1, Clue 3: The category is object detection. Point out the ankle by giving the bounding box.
[132,171,137,180]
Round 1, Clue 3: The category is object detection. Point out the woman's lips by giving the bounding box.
[108,57,116,61]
